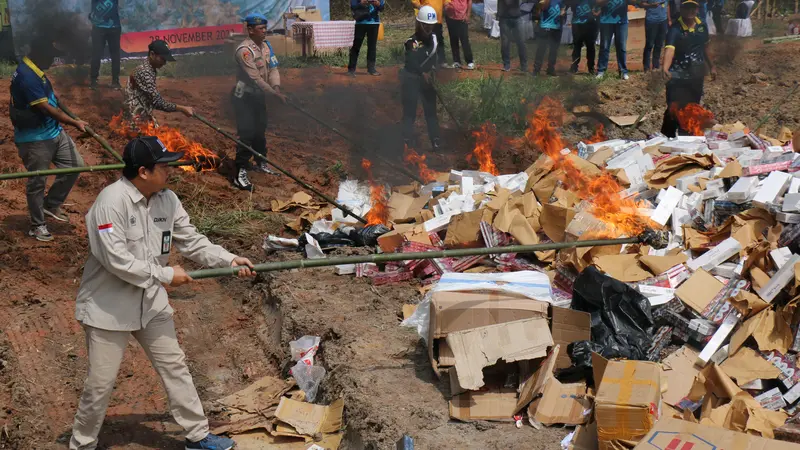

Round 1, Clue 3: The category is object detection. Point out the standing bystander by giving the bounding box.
[89,0,121,90]
[498,0,528,71]
[639,0,669,72]
[348,0,385,77]
[534,0,566,76]
[596,0,630,79]
[568,0,599,74]
[445,0,476,69]
[10,37,88,242]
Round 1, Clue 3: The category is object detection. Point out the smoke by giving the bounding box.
[17,0,93,67]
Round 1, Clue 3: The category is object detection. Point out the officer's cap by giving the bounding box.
[244,13,268,26]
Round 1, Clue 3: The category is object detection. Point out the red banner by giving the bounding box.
[120,24,244,54]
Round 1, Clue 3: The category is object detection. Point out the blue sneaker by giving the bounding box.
[185,433,235,450]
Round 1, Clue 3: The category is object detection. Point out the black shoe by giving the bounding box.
[347,70,356,78]
[89,80,98,90]
[111,81,122,90]
[547,70,557,77]
[233,168,254,191]
[569,66,579,74]
[253,161,280,176]
[368,70,381,76]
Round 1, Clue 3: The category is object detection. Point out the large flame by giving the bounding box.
[670,103,715,136]
[109,113,219,172]
[403,145,437,183]
[468,122,500,175]
[524,97,652,237]
[585,123,607,144]
[360,158,389,226]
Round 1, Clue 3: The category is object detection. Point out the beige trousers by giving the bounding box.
[69,309,209,450]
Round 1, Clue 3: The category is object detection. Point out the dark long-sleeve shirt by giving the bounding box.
[404,34,438,75]
[498,0,522,18]
[351,0,386,24]
[123,61,177,123]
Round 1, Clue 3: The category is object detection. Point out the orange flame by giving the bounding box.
[109,113,219,172]
[403,145,437,183]
[360,158,389,226]
[468,122,500,175]
[585,123,607,144]
[670,103,715,136]
[524,97,652,237]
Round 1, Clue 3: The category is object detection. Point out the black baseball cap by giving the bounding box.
[123,136,184,168]
[148,39,176,61]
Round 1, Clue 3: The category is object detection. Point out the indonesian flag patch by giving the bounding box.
[98,223,113,234]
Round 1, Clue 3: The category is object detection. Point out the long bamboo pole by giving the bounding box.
[59,104,124,162]
[283,99,424,184]
[192,113,369,225]
[752,82,800,132]
[187,237,643,279]
[0,161,195,181]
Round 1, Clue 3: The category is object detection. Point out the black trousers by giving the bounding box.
[90,26,121,83]
[661,77,704,137]
[571,21,598,73]
[401,71,440,146]
[446,17,473,64]
[534,28,563,74]
[348,23,380,72]
[233,92,268,170]
[711,5,723,34]
[433,23,447,64]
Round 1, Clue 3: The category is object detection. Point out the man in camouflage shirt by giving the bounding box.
[123,40,194,125]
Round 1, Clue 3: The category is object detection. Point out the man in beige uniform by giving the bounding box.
[231,13,287,191]
[70,136,254,450]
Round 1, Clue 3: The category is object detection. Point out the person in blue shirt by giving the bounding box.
[567,0,599,74]
[89,0,121,89]
[10,37,89,242]
[348,0,385,76]
[596,0,630,79]
[660,0,715,136]
[638,0,668,72]
[534,0,566,76]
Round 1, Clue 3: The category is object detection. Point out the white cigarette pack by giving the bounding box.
[686,237,742,272]
[710,262,738,279]
[638,285,676,297]
[783,193,800,212]
[789,177,800,195]
[741,379,764,390]
[660,140,706,154]
[726,176,759,202]
[753,171,792,209]
[588,139,627,153]
[651,187,684,226]
[755,387,787,411]
[709,344,730,366]
[606,146,644,170]
[770,247,793,269]
[423,211,457,233]
[676,171,711,192]
[672,208,691,238]
[757,254,800,302]
[697,313,739,367]
[784,381,800,405]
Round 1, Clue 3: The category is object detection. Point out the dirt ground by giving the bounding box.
[0,36,798,450]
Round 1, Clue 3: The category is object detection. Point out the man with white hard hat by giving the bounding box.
[401,5,442,152]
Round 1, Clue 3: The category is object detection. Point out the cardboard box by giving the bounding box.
[449,386,518,422]
[634,417,800,449]
[757,254,800,302]
[446,317,553,390]
[428,291,549,372]
[595,360,661,449]
[752,171,791,208]
[675,269,724,314]
[686,237,742,272]
[550,307,591,369]
[274,397,343,436]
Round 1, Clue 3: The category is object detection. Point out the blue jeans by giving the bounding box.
[597,22,628,74]
[499,17,527,70]
[643,20,668,71]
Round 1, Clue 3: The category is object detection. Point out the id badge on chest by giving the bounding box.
[161,231,172,254]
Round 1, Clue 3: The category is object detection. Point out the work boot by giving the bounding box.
[28,225,53,242]
[43,207,69,222]
[233,168,254,192]
[368,69,382,76]
[89,80,98,90]
[347,70,356,78]
[254,161,280,176]
[185,433,235,450]
[111,80,122,90]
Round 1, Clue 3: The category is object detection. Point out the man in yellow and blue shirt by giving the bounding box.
[10,38,88,241]
[660,0,716,137]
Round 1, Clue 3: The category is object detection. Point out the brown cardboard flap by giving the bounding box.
[675,269,724,314]
[232,430,343,449]
[551,307,591,369]
[449,386,518,422]
[515,345,560,414]
[531,378,590,426]
[660,346,700,407]
[720,347,781,386]
[274,398,344,436]
[569,421,599,450]
[430,291,549,338]
[444,209,485,248]
[446,317,553,390]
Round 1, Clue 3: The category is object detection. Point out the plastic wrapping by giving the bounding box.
[353,224,390,247]
[569,266,654,369]
[290,361,326,402]
[400,293,432,343]
[289,335,321,364]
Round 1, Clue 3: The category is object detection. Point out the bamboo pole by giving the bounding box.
[192,113,369,225]
[752,82,800,132]
[187,237,644,279]
[59,104,124,162]
[0,161,195,181]
[283,99,424,184]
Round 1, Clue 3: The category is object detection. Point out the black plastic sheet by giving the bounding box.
[568,266,654,370]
